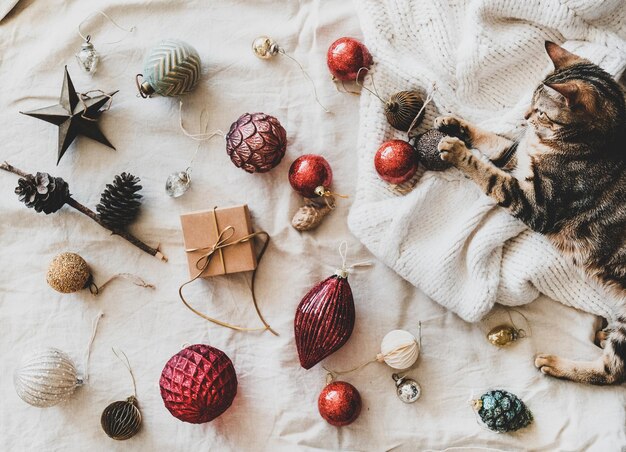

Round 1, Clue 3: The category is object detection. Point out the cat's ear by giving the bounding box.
[545,82,580,107]
[545,41,581,69]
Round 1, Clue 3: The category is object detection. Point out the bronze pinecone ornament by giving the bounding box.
[15,172,70,214]
[96,173,142,229]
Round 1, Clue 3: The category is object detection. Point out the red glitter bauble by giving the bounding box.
[318,381,362,427]
[326,37,372,82]
[294,272,355,369]
[159,344,237,424]
[288,154,333,198]
[374,139,418,184]
[226,112,287,173]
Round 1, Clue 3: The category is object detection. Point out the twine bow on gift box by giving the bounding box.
[179,207,278,336]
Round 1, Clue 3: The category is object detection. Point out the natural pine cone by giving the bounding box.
[291,197,334,231]
[96,173,142,229]
[15,172,69,214]
[226,113,287,173]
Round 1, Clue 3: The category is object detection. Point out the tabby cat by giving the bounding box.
[435,42,626,385]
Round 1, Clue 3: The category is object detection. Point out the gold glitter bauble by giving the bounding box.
[46,252,91,293]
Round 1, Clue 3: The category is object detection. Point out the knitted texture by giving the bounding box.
[348,0,626,322]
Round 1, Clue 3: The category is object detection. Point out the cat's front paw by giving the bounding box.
[535,354,566,378]
[434,115,470,142]
[438,136,470,165]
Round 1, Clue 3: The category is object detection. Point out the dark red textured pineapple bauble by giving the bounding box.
[374,139,419,184]
[288,154,333,198]
[226,112,287,173]
[318,381,362,427]
[159,344,237,424]
[294,271,355,369]
[327,37,372,82]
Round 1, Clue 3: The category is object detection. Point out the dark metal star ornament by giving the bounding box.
[20,66,118,165]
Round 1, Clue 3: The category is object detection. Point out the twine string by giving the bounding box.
[77,10,136,44]
[82,311,104,382]
[79,90,114,121]
[278,48,331,113]
[178,100,226,141]
[179,208,278,335]
[406,83,437,136]
[112,348,137,398]
[90,273,155,295]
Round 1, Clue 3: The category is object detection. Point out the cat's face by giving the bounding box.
[525,42,625,141]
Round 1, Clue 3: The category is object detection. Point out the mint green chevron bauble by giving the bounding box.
[138,39,201,97]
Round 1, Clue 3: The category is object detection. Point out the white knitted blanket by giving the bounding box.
[349,0,626,322]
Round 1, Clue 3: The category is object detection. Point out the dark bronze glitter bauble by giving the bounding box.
[413,129,451,171]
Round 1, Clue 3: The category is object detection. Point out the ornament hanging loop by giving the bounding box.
[77,10,136,44]
[355,68,386,104]
[112,348,137,398]
[407,83,437,137]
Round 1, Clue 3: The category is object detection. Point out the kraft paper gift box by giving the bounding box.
[180,205,257,279]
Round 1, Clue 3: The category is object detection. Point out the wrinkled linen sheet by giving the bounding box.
[0,1,624,451]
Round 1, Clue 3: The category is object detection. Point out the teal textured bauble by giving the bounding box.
[473,389,533,433]
[139,39,201,97]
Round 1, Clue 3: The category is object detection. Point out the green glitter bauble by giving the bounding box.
[474,389,533,433]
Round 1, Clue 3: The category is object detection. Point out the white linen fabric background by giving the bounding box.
[0,1,624,451]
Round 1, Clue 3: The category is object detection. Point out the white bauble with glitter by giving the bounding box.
[378,330,420,370]
[14,347,81,407]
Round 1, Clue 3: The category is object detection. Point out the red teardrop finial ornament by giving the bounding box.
[294,272,355,369]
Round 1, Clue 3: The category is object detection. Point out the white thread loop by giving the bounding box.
[83,311,104,381]
[77,10,136,44]
[178,100,226,141]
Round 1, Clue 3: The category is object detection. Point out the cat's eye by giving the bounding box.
[538,111,549,121]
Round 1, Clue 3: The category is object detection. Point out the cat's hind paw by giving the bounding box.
[438,136,469,164]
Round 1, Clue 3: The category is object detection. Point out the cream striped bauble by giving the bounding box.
[14,347,81,407]
[377,330,420,370]
[139,39,201,97]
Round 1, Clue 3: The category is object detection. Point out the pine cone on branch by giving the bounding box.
[96,172,142,229]
[15,172,70,214]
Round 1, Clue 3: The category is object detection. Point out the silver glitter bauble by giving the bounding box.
[393,374,421,403]
[252,36,279,59]
[14,348,81,407]
[75,36,99,75]
[165,170,191,198]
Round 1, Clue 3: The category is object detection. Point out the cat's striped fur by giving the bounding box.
[435,42,626,385]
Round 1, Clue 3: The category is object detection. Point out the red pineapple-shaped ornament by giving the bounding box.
[294,243,358,369]
[159,344,237,424]
[226,112,287,173]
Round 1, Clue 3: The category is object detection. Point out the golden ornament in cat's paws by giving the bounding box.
[535,354,565,378]
[438,136,469,164]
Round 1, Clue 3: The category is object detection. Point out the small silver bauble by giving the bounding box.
[392,373,421,403]
[75,35,99,75]
[252,36,280,59]
[165,169,191,198]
